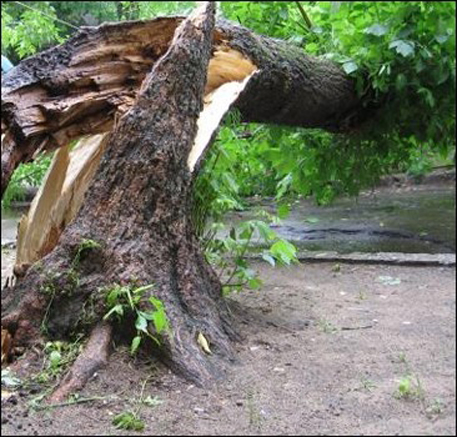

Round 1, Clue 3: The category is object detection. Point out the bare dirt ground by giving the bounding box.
[2,257,455,436]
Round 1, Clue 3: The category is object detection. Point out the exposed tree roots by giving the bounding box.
[49,322,112,403]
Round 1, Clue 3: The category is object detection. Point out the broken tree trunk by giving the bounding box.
[1,3,376,397]
[2,3,244,393]
[1,7,369,196]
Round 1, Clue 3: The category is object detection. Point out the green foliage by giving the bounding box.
[112,411,145,431]
[35,338,83,383]
[221,1,307,41]
[2,153,52,210]
[269,239,297,266]
[2,1,196,61]
[102,283,170,353]
[204,216,298,295]
[394,375,425,401]
[72,239,101,269]
[221,2,455,203]
[193,113,298,295]
[111,377,161,431]
[2,2,64,58]
[318,318,338,334]
[314,2,454,147]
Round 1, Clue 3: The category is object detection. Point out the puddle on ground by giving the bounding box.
[224,187,455,254]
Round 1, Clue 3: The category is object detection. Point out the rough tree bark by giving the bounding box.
[1,3,375,398]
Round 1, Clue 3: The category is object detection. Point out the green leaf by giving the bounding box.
[398,377,411,395]
[256,221,276,241]
[270,239,297,265]
[130,336,142,355]
[435,33,450,44]
[389,39,415,57]
[103,304,124,321]
[112,412,145,431]
[364,23,389,36]
[152,311,168,334]
[277,204,291,219]
[149,296,164,310]
[49,351,62,369]
[342,61,358,74]
[262,253,276,266]
[132,284,155,295]
[396,73,407,91]
[106,287,122,307]
[138,310,155,321]
[248,277,263,289]
[135,314,148,333]
[418,88,435,108]
[239,227,252,240]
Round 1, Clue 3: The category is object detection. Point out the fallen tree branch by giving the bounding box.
[2,14,366,196]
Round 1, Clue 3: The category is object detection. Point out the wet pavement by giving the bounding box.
[226,186,455,254]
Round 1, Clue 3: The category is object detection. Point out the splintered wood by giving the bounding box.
[12,46,257,272]
[188,72,256,172]
[14,134,109,273]
[205,47,257,94]
[187,47,257,172]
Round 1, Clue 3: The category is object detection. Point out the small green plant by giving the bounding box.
[394,375,425,401]
[72,239,101,269]
[204,215,298,295]
[359,377,377,392]
[103,283,170,354]
[192,113,298,296]
[396,376,413,399]
[318,318,338,334]
[426,398,445,417]
[35,338,82,383]
[112,377,162,431]
[112,411,145,431]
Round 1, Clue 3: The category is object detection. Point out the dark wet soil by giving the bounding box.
[2,261,455,436]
